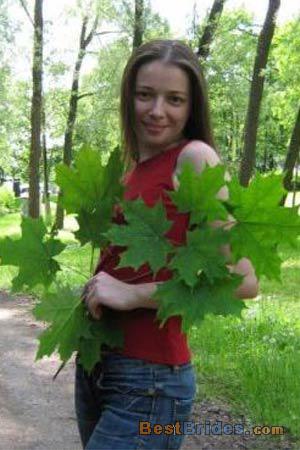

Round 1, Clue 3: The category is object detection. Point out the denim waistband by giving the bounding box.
[100,352,192,374]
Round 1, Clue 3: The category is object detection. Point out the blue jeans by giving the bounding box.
[75,353,196,450]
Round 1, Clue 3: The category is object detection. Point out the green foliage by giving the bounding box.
[104,198,174,273]
[169,162,228,223]
[227,173,300,279]
[111,163,299,333]
[169,226,229,287]
[1,148,299,373]
[56,145,124,247]
[154,274,244,333]
[34,284,123,372]
[0,217,66,291]
[0,186,17,214]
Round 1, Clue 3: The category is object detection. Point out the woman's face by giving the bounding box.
[134,60,191,155]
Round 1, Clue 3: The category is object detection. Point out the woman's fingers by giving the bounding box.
[82,281,103,320]
[84,287,103,320]
[87,300,103,320]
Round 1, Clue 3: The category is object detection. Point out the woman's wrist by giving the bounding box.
[131,282,161,309]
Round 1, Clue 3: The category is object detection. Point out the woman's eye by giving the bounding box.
[136,92,151,100]
[169,96,184,104]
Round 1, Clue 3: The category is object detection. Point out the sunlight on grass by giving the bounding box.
[0,213,21,237]
[190,241,300,438]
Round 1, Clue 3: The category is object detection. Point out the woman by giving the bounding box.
[75,39,258,450]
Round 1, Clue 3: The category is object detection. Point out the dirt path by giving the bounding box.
[0,292,296,450]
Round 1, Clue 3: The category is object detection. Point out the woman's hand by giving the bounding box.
[228,257,259,299]
[82,271,140,320]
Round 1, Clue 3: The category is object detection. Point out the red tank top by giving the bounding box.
[94,140,192,365]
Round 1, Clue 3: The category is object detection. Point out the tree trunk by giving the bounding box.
[196,0,226,60]
[55,15,98,230]
[239,0,280,187]
[41,105,51,223]
[280,104,300,205]
[133,0,144,49]
[28,0,43,218]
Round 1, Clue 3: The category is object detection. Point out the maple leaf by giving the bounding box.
[169,226,229,287]
[56,145,124,247]
[227,174,300,280]
[74,198,113,248]
[153,274,244,333]
[78,317,123,372]
[103,197,174,273]
[0,217,66,291]
[169,161,228,224]
[34,284,123,371]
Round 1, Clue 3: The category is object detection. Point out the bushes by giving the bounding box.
[0,186,18,215]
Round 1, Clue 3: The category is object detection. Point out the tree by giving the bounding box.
[191,9,256,167]
[133,0,144,49]
[55,14,99,229]
[239,0,281,187]
[196,0,227,60]
[28,0,43,218]
[41,106,51,221]
[267,18,300,173]
[281,105,300,203]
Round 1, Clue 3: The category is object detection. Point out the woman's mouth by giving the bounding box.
[143,123,166,134]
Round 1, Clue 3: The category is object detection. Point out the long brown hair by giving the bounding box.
[120,39,216,172]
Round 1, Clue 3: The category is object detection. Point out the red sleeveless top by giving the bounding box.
[94,141,192,365]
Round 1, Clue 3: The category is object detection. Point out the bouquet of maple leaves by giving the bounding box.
[0,146,299,373]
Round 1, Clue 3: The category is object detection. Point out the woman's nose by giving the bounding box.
[149,97,165,118]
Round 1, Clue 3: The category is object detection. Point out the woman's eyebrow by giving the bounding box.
[136,85,188,95]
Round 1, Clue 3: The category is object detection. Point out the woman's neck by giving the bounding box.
[138,138,186,163]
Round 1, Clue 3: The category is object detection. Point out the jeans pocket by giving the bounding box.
[97,371,147,397]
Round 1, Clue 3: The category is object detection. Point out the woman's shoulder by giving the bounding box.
[176,139,221,172]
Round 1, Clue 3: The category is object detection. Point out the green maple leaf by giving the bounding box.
[0,217,66,291]
[56,145,124,247]
[169,226,229,287]
[34,284,123,372]
[103,198,174,273]
[74,198,112,247]
[153,274,244,333]
[78,317,123,372]
[169,161,228,224]
[227,174,300,280]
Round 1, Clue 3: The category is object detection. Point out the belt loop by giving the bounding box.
[172,364,180,372]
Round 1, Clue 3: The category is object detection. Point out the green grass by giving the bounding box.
[189,240,300,438]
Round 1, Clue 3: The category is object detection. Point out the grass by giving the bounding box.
[0,211,299,441]
[189,240,300,438]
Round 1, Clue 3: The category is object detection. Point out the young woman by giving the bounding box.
[75,39,258,450]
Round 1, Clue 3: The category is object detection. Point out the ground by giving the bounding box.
[0,292,296,450]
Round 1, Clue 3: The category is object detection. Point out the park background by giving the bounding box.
[0,1,299,449]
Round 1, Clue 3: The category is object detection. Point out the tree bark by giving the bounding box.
[133,0,144,49]
[55,15,99,229]
[280,104,300,205]
[239,0,280,187]
[41,105,51,222]
[196,0,226,60]
[28,0,43,218]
